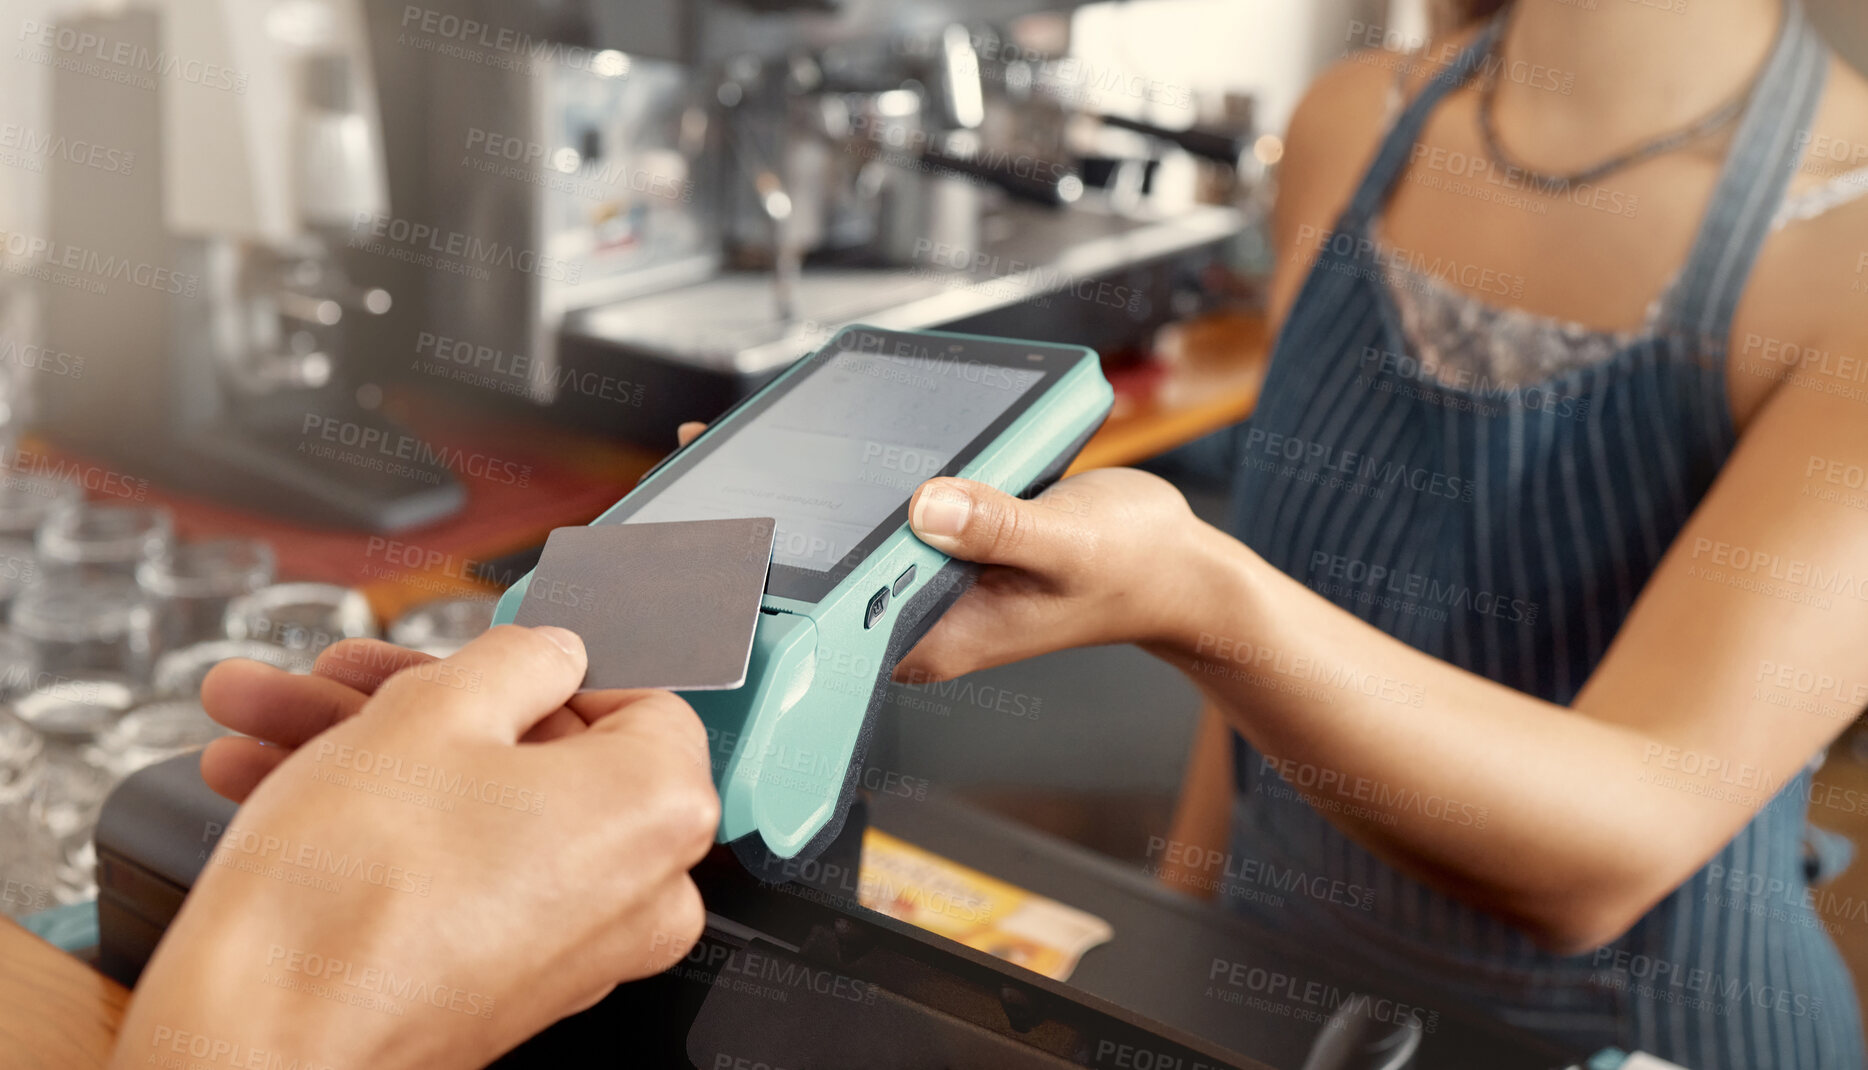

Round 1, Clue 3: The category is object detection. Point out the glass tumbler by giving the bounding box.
[224,582,378,661]
[0,628,42,700]
[10,574,162,681]
[0,472,80,539]
[11,675,142,743]
[87,699,228,780]
[0,705,45,811]
[138,537,277,649]
[37,500,174,579]
[388,596,496,658]
[0,537,41,616]
[15,676,140,905]
[153,639,312,700]
[0,707,54,919]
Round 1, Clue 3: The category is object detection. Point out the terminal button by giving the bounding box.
[892,564,916,596]
[864,586,890,629]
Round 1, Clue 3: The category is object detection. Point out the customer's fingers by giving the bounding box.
[201,660,370,746]
[676,421,707,447]
[198,736,289,802]
[520,706,588,743]
[582,689,712,775]
[566,686,684,727]
[312,638,438,694]
[599,873,707,983]
[578,691,719,869]
[372,624,588,741]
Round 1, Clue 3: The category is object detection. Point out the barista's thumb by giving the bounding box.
[909,478,1063,572]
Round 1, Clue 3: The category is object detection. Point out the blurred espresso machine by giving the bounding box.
[38,0,465,531]
[364,0,1262,447]
[34,0,1262,523]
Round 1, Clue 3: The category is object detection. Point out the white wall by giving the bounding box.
[0,0,58,241]
[1069,0,1392,135]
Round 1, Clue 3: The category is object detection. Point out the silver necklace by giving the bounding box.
[1474,4,1764,191]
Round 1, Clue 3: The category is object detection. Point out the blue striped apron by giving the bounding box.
[1224,3,1864,1065]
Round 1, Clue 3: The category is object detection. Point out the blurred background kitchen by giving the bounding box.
[0,0,1354,918]
[1,0,1867,1060]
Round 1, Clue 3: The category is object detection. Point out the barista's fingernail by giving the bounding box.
[532,626,585,660]
[913,482,972,539]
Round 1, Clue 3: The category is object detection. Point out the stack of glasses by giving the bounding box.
[0,478,496,915]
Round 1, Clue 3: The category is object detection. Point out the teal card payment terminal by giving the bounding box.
[493,325,1113,861]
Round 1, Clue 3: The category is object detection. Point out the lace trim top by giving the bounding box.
[1372,76,1868,391]
[1373,218,1670,390]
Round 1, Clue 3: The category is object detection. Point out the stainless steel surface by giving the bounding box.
[719,57,947,271]
[372,3,1255,420]
[397,26,716,404]
[574,203,1242,374]
[38,3,466,530]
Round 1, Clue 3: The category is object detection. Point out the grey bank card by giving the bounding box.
[513,517,776,691]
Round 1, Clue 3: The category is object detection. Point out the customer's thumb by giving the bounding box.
[908,478,1054,569]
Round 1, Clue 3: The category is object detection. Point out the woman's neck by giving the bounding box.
[1496,0,1786,153]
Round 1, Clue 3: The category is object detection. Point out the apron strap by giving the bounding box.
[1337,12,1510,234]
[1662,0,1827,351]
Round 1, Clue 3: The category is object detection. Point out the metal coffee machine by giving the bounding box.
[368,0,1262,447]
[36,0,463,531]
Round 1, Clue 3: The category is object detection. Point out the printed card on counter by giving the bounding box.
[857,828,1114,982]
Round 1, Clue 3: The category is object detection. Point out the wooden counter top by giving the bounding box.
[0,917,129,1068]
[1070,311,1267,474]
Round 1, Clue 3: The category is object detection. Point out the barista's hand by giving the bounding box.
[894,469,1210,681]
[681,424,1210,683]
[113,627,718,1070]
